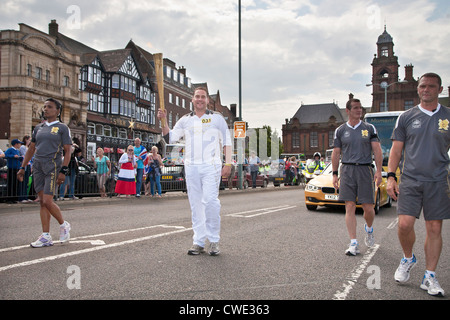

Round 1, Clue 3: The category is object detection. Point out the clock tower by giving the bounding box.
[369,26,419,112]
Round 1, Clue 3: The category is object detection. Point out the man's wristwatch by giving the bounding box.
[60,166,69,175]
[19,167,25,171]
[387,172,397,182]
[332,171,338,176]
[224,163,232,167]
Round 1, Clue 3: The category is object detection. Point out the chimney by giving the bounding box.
[178,66,186,76]
[348,93,354,100]
[230,104,236,117]
[404,64,414,81]
[49,20,58,37]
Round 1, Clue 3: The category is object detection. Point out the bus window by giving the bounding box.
[365,111,404,167]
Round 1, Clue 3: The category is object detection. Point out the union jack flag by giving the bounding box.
[138,146,148,166]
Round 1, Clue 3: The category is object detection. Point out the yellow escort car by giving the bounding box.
[304,162,392,214]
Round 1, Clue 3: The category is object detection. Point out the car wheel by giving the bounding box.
[384,194,392,208]
[306,204,317,211]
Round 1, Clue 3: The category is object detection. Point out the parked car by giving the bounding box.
[159,165,186,193]
[0,165,8,200]
[72,162,116,198]
[266,161,285,187]
[304,162,392,214]
[222,169,269,189]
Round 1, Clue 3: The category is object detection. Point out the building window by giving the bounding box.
[95,124,104,135]
[36,67,42,80]
[63,76,69,87]
[46,70,50,82]
[404,100,414,110]
[168,111,173,129]
[112,75,120,89]
[381,47,388,57]
[87,122,95,134]
[328,131,334,147]
[292,132,300,149]
[119,128,127,139]
[111,126,118,138]
[103,125,111,137]
[169,93,173,104]
[150,104,155,125]
[111,98,119,114]
[27,64,32,76]
[310,132,318,148]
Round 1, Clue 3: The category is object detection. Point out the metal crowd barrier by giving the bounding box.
[0,163,188,203]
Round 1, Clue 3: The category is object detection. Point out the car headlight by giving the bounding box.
[306,184,319,191]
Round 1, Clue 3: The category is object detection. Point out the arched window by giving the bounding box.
[104,125,111,137]
[95,124,104,135]
[87,122,95,135]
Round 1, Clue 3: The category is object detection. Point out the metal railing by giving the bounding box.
[0,163,187,203]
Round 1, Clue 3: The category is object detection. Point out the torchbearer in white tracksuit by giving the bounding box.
[158,87,232,256]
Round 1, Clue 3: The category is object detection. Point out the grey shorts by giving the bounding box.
[397,176,450,220]
[338,164,375,204]
[32,159,61,196]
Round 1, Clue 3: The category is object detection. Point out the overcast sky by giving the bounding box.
[1,0,449,134]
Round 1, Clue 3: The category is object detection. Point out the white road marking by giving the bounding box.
[332,244,381,300]
[387,217,399,230]
[226,205,296,218]
[0,226,191,273]
[0,224,185,253]
[70,240,106,245]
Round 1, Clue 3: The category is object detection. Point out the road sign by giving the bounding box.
[234,121,246,139]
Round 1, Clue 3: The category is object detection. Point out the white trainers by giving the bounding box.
[187,244,205,255]
[208,242,220,256]
[420,273,445,297]
[30,233,53,248]
[394,254,416,283]
[59,221,71,243]
[364,224,375,247]
[345,242,360,256]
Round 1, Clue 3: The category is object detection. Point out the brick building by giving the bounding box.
[0,22,88,149]
[368,26,419,112]
[282,102,346,159]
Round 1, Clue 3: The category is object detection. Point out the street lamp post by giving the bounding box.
[237,0,243,189]
[366,80,407,112]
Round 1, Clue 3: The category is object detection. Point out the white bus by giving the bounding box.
[364,111,404,167]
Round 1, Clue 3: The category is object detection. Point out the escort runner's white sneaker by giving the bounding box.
[59,221,71,243]
[364,224,375,247]
[420,273,445,297]
[345,242,360,256]
[30,233,53,248]
[394,254,416,283]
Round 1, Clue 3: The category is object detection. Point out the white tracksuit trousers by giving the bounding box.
[185,164,222,247]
